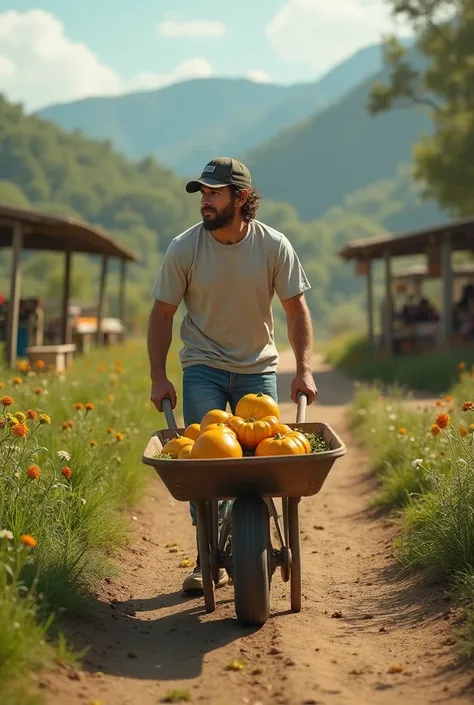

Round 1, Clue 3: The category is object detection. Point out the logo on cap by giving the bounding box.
[202,165,216,173]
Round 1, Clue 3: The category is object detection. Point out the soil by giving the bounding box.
[42,351,474,705]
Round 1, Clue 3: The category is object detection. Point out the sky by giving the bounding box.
[1,0,410,111]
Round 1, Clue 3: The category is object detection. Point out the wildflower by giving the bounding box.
[107,394,114,402]
[412,458,423,468]
[0,396,14,407]
[89,440,97,447]
[35,360,45,370]
[431,424,441,436]
[73,402,83,410]
[104,441,111,446]
[0,529,13,540]
[459,458,467,465]
[398,427,407,435]
[57,450,71,461]
[20,535,37,548]
[460,426,468,437]
[435,413,450,429]
[61,466,72,479]
[33,386,43,396]
[107,426,114,434]
[85,403,95,412]
[116,432,124,442]
[462,401,474,412]
[459,362,466,370]
[12,423,28,437]
[39,414,51,425]
[0,382,4,389]
[15,412,26,423]
[26,409,37,420]
[12,377,22,385]
[435,400,444,407]
[445,395,453,403]
[26,465,40,480]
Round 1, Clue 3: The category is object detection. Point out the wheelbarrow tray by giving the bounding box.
[142,422,346,501]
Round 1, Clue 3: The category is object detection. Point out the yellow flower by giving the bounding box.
[39,414,51,425]
[15,412,26,423]
[107,394,114,402]
[12,377,22,385]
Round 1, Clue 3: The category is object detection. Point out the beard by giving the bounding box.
[201,201,236,231]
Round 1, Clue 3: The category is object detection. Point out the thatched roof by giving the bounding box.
[0,203,139,261]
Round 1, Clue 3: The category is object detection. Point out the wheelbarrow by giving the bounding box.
[142,393,347,626]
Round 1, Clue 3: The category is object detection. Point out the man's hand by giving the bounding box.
[291,370,317,404]
[151,377,177,412]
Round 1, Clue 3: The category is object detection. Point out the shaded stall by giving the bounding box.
[0,203,139,369]
[338,215,474,353]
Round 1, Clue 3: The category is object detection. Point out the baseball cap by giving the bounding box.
[185,157,251,193]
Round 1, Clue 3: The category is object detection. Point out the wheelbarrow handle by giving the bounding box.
[296,392,308,424]
[161,397,178,430]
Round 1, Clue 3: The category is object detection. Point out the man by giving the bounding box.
[148,156,317,593]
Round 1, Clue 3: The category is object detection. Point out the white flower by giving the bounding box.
[57,450,71,461]
[389,426,395,431]
[389,414,397,421]
[410,437,415,442]
[458,458,467,465]
[0,529,13,540]
[412,458,423,468]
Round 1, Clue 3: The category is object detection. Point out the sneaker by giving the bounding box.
[182,566,229,593]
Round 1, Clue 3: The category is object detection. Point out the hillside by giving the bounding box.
[36,45,384,176]
[244,45,444,230]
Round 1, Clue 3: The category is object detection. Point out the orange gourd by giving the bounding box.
[228,415,276,449]
[162,436,194,458]
[178,444,194,459]
[235,393,279,421]
[286,430,311,454]
[255,433,304,457]
[200,409,231,430]
[191,428,243,459]
[183,423,201,440]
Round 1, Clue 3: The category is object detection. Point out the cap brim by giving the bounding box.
[185,177,229,193]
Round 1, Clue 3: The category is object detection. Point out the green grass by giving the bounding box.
[323,331,474,393]
[0,338,181,703]
[350,363,474,656]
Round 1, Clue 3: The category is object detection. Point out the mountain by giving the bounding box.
[244,45,438,228]
[35,44,385,176]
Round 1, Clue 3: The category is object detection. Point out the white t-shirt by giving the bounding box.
[151,219,311,374]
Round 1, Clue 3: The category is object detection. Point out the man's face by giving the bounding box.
[200,186,236,231]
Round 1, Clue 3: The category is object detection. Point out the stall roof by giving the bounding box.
[0,203,139,261]
[338,215,474,261]
[393,263,474,281]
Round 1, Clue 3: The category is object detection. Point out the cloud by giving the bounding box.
[266,0,410,72]
[247,69,272,84]
[158,19,227,38]
[0,10,212,111]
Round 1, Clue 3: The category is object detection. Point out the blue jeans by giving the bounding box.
[183,364,278,527]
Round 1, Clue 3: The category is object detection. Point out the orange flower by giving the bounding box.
[104,440,111,446]
[89,439,97,447]
[73,402,83,410]
[436,413,450,429]
[35,360,45,370]
[0,382,4,389]
[20,535,37,548]
[431,424,441,435]
[12,377,22,386]
[398,427,407,435]
[445,395,453,403]
[107,427,114,434]
[460,426,468,437]
[33,386,43,396]
[61,466,72,479]
[116,432,124,442]
[97,364,106,372]
[85,403,95,412]
[12,423,28,437]
[459,362,466,371]
[462,401,474,412]
[27,409,37,420]
[26,464,40,480]
[0,396,14,407]
[435,400,444,407]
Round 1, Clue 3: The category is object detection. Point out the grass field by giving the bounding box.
[350,361,474,655]
[0,338,181,704]
[324,332,474,393]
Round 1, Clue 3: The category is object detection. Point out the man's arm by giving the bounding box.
[148,299,178,410]
[281,293,317,404]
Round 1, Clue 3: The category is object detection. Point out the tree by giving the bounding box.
[368,0,474,216]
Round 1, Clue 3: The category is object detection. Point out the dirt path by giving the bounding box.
[43,352,474,705]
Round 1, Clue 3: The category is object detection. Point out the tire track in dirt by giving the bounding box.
[43,351,474,705]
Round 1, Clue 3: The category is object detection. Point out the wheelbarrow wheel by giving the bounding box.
[232,495,271,626]
[196,500,216,613]
[288,497,302,612]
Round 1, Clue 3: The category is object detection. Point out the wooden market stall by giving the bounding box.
[0,203,139,370]
[338,215,474,353]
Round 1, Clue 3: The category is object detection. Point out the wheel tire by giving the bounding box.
[232,495,271,626]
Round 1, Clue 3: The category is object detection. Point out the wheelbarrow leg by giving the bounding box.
[288,497,302,612]
[196,500,216,613]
